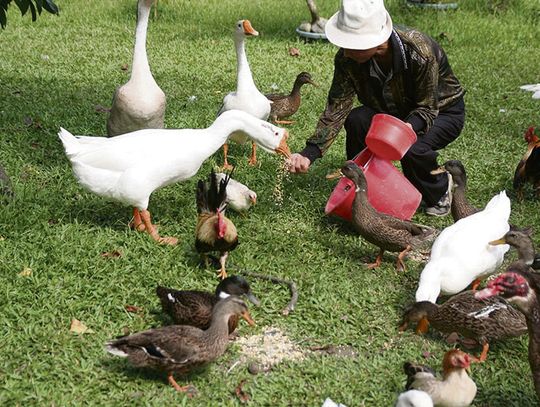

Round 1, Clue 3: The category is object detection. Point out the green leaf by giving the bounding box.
[28,0,36,21]
[14,0,29,16]
[43,0,57,14]
[34,0,43,14]
[0,7,6,28]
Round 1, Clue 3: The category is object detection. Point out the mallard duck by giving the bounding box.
[415,191,510,303]
[476,263,540,400]
[265,72,317,124]
[156,275,259,332]
[404,349,476,407]
[105,296,255,393]
[431,160,478,222]
[58,110,291,245]
[0,163,13,198]
[107,0,166,137]
[219,20,271,170]
[490,228,540,270]
[215,172,257,213]
[399,291,527,362]
[328,161,436,271]
[396,390,433,407]
[513,127,540,200]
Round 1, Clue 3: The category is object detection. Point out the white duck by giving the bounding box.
[215,172,257,213]
[107,0,166,137]
[58,110,291,245]
[218,20,272,170]
[520,83,540,99]
[396,390,433,407]
[415,191,510,303]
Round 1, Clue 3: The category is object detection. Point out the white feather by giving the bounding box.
[105,343,128,357]
[58,111,286,210]
[416,191,510,303]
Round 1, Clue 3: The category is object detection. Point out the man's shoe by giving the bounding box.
[426,174,453,217]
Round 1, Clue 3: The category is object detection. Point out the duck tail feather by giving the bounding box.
[58,127,80,158]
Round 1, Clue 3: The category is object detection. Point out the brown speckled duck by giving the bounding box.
[476,263,540,400]
[156,275,260,333]
[329,161,437,271]
[490,229,540,270]
[431,160,478,222]
[105,296,255,393]
[399,291,527,362]
[265,72,317,124]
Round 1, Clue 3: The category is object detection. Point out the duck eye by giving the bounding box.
[238,23,242,28]
[275,132,279,136]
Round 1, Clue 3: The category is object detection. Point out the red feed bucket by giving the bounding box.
[365,114,417,161]
[324,148,422,221]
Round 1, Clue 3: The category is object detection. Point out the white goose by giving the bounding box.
[415,191,510,303]
[107,0,166,137]
[58,110,291,245]
[395,390,433,407]
[520,83,540,99]
[218,20,272,170]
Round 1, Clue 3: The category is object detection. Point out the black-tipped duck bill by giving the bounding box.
[474,287,499,300]
[326,169,343,180]
[430,167,446,175]
[488,238,507,246]
[245,291,260,306]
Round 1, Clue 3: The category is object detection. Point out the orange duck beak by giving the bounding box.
[243,20,259,36]
[326,169,344,180]
[430,166,446,175]
[489,237,507,245]
[241,311,256,326]
[275,131,292,158]
[415,316,430,334]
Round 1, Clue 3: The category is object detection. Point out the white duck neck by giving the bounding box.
[131,0,154,84]
[234,34,257,94]
[210,112,266,146]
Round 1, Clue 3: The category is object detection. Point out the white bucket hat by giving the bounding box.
[325,0,393,50]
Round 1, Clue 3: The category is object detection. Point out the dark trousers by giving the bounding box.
[344,99,465,206]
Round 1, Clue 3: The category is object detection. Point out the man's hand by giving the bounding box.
[286,153,311,173]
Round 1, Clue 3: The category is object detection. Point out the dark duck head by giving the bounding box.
[215,275,260,306]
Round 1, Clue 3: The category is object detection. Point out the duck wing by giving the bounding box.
[108,325,204,366]
[156,287,216,328]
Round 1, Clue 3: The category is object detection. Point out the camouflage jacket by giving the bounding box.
[302,27,464,162]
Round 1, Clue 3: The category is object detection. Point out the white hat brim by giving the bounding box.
[325,9,393,50]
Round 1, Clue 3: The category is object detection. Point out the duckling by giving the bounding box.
[404,349,477,407]
[215,172,257,213]
[490,228,540,270]
[431,160,478,222]
[105,296,255,393]
[156,275,260,332]
[399,291,527,362]
[396,390,433,407]
[329,161,436,271]
[265,72,317,124]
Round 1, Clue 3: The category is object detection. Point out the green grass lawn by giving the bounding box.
[1,0,539,405]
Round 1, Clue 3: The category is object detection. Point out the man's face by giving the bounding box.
[343,47,379,64]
